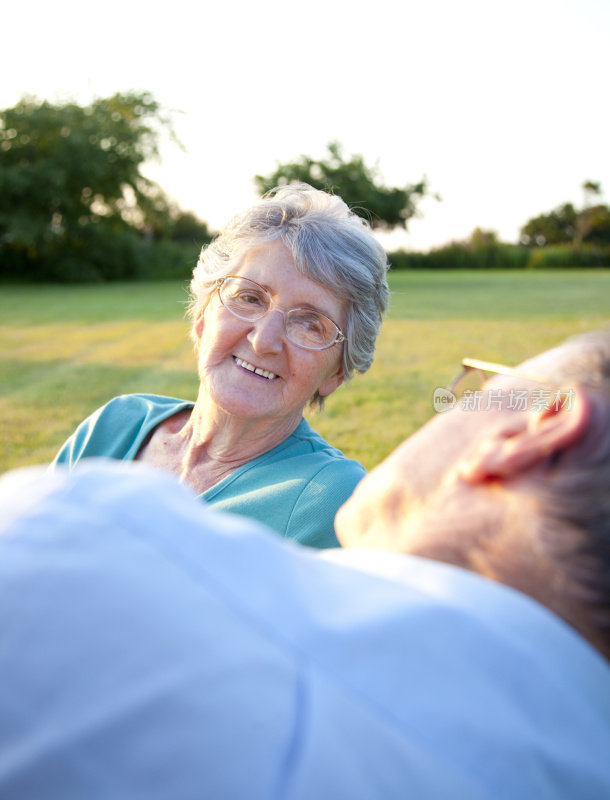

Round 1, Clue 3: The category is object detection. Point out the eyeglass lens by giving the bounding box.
[449,367,488,396]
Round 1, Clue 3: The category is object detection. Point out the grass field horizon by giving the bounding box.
[1,269,609,473]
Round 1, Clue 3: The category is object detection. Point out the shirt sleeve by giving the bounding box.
[52,404,109,467]
[51,395,182,467]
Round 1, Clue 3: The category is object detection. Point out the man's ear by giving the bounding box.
[458,387,591,484]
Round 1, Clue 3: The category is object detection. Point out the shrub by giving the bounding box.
[527,245,610,269]
[388,243,530,270]
[388,243,610,271]
[0,228,204,283]
[142,240,201,281]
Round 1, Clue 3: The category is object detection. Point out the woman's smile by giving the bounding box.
[233,356,278,381]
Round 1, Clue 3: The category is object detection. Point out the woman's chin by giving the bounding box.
[205,388,289,423]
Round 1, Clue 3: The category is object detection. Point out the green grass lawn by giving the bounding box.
[1,270,608,473]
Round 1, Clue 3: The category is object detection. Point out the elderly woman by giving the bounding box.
[53,184,389,547]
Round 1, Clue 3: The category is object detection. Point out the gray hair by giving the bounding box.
[188,184,389,405]
[533,329,610,658]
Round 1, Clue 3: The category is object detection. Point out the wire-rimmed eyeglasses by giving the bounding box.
[216,276,345,351]
[442,357,575,414]
[448,358,550,394]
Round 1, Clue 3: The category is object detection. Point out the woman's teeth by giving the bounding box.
[235,357,277,380]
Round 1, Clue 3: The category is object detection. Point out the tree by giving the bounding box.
[468,228,500,249]
[169,210,213,246]
[255,141,430,231]
[0,92,179,280]
[574,204,610,248]
[520,182,610,250]
[520,203,578,246]
[582,180,601,208]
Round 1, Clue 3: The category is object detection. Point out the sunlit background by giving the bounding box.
[5,0,609,251]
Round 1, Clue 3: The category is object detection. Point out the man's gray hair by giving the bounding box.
[534,329,610,658]
[188,184,389,406]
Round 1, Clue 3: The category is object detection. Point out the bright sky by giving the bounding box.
[4,0,609,252]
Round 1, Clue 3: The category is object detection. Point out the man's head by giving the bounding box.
[336,330,610,658]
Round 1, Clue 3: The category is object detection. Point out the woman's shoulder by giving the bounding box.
[53,395,194,466]
[244,418,366,496]
[286,419,366,473]
[70,394,193,435]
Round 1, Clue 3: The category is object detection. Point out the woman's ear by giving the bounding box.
[317,366,345,399]
[458,387,591,484]
[193,307,205,341]
[193,294,214,342]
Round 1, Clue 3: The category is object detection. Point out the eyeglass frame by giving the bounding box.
[215,275,345,351]
[448,357,552,394]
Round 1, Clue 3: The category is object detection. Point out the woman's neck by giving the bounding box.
[136,392,304,495]
[168,390,302,491]
[184,397,302,464]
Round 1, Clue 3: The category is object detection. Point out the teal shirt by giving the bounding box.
[52,394,365,548]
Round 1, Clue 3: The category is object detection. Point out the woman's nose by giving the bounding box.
[246,309,285,353]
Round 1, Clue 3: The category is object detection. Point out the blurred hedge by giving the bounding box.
[0,232,202,283]
[389,243,610,270]
[3,233,610,284]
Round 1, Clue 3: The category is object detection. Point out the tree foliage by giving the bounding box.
[170,210,212,245]
[582,180,601,206]
[520,203,578,246]
[573,204,610,247]
[0,92,208,281]
[255,141,429,231]
[520,183,610,249]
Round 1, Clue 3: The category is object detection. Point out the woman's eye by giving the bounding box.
[238,291,264,306]
[298,314,324,333]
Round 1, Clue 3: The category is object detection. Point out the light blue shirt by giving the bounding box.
[1,460,609,799]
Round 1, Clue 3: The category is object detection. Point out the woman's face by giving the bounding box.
[193,240,345,426]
